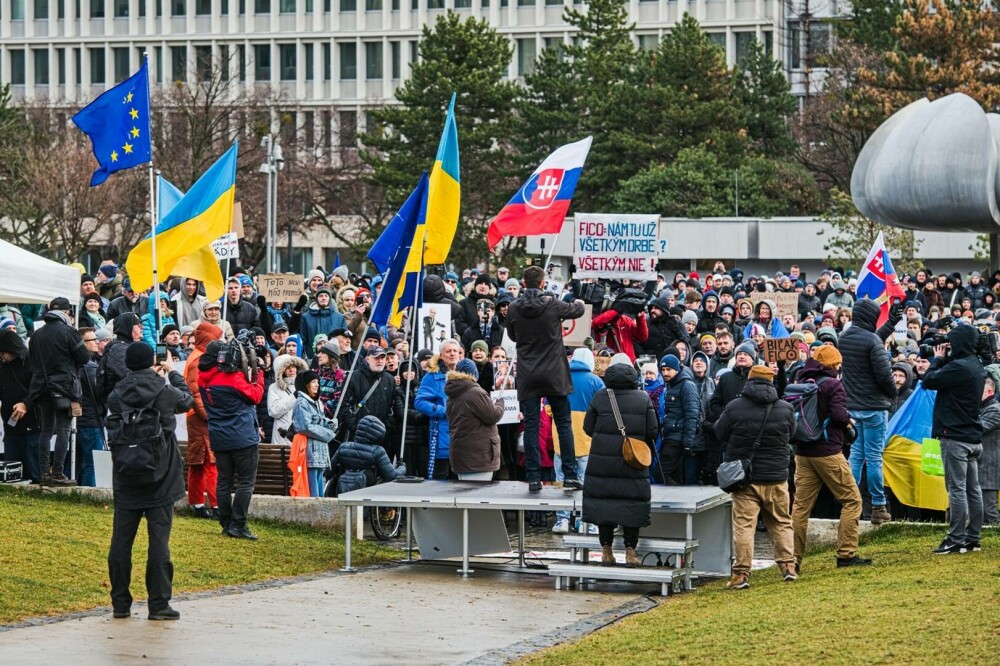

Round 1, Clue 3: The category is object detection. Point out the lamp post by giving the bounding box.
[259,135,285,272]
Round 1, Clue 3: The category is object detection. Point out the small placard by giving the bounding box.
[492,390,520,425]
[761,338,799,364]
[258,273,304,303]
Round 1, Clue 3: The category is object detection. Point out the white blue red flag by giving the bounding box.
[487,136,592,251]
[856,231,906,327]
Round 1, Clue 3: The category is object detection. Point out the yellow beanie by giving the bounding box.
[748,365,775,382]
[812,345,843,369]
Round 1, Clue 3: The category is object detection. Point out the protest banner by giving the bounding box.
[761,338,799,364]
[492,390,520,425]
[561,304,592,347]
[259,273,304,303]
[573,213,661,281]
[212,232,239,260]
[748,292,798,319]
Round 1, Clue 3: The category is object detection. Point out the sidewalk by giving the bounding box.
[0,564,648,666]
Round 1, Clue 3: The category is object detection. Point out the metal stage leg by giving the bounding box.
[406,507,413,562]
[518,510,526,568]
[341,505,355,573]
[458,508,473,577]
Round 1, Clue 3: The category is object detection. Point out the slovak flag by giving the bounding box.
[486,136,593,252]
[856,231,906,327]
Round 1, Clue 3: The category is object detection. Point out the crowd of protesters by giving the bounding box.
[2,254,999,590]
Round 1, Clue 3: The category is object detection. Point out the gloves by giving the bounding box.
[295,294,308,313]
[889,301,903,321]
[257,295,268,310]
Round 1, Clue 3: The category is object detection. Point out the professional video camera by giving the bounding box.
[609,288,650,318]
[216,329,260,383]
[975,323,1000,364]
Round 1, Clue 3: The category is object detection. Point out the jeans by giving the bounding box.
[2,431,41,483]
[848,409,888,506]
[941,438,984,543]
[76,427,106,488]
[215,446,259,531]
[553,454,589,523]
[308,468,325,497]
[37,399,72,478]
[107,504,174,614]
[521,395,577,483]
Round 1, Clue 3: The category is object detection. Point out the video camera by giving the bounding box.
[216,329,260,383]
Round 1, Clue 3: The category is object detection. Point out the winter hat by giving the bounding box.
[504,278,520,290]
[416,349,434,362]
[812,345,843,369]
[817,327,839,345]
[748,323,765,338]
[355,415,387,446]
[202,300,221,313]
[83,293,102,307]
[313,334,329,348]
[748,365,775,382]
[238,275,254,288]
[475,273,492,287]
[194,322,222,350]
[295,370,320,394]
[735,341,757,363]
[609,352,632,367]
[99,265,118,280]
[703,290,719,304]
[455,358,479,379]
[0,318,16,331]
[692,351,710,369]
[81,273,95,285]
[571,347,595,371]
[319,342,341,359]
[719,304,736,318]
[658,354,681,371]
[48,297,72,311]
[315,287,333,299]
[331,265,349,283]
[306,268,325,284]
[125,341,155,370]
[681,310,699,326]
[641,362,658,377]
[0,329,25,355]
[159,324,180,340]
[95,328,113,343]
[364,327,381,342]
[470,340,489,356]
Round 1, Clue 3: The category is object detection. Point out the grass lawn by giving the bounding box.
[0,485,395,624]
[523,523,1000,666]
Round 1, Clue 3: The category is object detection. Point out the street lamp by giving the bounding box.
[259,135,285,272]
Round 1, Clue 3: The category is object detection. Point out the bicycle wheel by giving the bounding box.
[370,505,403,540]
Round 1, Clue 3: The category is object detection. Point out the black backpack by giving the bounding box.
[784,377,831,444]
[108,386,167,486]
[96,339,126,402]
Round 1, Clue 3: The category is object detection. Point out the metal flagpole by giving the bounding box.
[144,52,161,335]
[543,228,563,279]
[398,232,427,470]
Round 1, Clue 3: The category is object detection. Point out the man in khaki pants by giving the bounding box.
[715,365,798,589]
[791,346,871,571]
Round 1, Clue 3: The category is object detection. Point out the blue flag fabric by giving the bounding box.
[72,60,152,186]
[369,172,428,328]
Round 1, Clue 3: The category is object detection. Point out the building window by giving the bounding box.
[339,42,356,80]
[544,0,559,5]
[138,0,146,16]
[58,0,65,18]
[90,47,106,84]
[34,0,49,19]
[156,0,162,16]
[787,22,800,69]
[304,110,315,148]
[517,0,533,5]
[113,0,128,15]
[171,0,185,14]
[277,248,312,275]
[57,48,66,84]
[255,0,268,10]
[638,34,657,51]
[196,45,212,81]
[304,43,314,81]
[10,0,25,19]
[9,51,25,85]
[322,110,332,151]
[196,0,210,13]
[409,40,417,66]
[90,0,105,17]
[806,23,831,68]
[154,45,162,81]
[279,43,296,80]
[171,45,186,81]
[339,110,357,148]
[707,31,726,55]
[279,0,294,11]
[364,42,382,80]
[365,0,379,8]
[254,44,271,80]
[323,42,331,80]
[427,0,442,7]
[339,0,355,10]
[390,40,400,79]
[391,0,397,8]
[75,47,82,84]
[734,31,755,64]
[33,49,50,85]
[454,0,470,7]
[763,30,773,56]
[113,46,129,82]
[238,44,246,81]
[516,38,535,77]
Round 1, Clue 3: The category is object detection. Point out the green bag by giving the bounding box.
[921,438,945,477]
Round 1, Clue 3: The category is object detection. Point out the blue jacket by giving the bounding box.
[198,365,265,451]
[415,360,450,460]
[743,317,789,339]
[298,304,345,359]
[292,393,336,468]
[658,366,701,449]
[141,293,175,348]
[568,360,605,412]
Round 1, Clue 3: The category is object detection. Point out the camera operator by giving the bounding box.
[197,335,266,540]
[591,289,649,363]
[922,324,987,554]
[460,298,504,352]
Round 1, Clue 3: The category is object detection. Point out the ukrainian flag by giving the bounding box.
[155,175,227,301]
[883,384,949,511]
[125,143,238,299]
[423,93,460,265]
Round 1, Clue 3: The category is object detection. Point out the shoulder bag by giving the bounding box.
[608,389,651,471]
[716,403,772,493]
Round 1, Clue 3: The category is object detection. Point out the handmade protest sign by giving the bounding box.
[259,274,304,303]
[573,213,660,281]
[748,292,798,319]
[761,338,799,364]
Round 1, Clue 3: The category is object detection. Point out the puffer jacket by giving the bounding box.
[223,297,261,338]
[267,354,308,446]
[658,366,700,449]
[637,297,687,359]
[794,359,850,457]
[183,322,223,466]
[506,288,585,400]
[553,358,605,458]
[922,324,986,443]
[979,398,1000,490]
[27,310,90,403]
[198,364,265,452]
[331,415,403,486]
[295,303,345,360]
[415,356,452,460]
[581,363,658,529]
[445,370,503,474]
[715,378,796,484]
[839,299,897,411]
[292,392,336,468]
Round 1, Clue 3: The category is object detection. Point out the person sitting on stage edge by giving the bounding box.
[581,354,658,568]
[331,415,405,495]
[446,358,504,481]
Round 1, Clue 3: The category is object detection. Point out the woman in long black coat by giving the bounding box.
[581,360,658,567]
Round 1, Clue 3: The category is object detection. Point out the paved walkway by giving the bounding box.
[0,564,652,665]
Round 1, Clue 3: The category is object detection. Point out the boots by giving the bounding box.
[625,546,640,568]
[601,544,615,567]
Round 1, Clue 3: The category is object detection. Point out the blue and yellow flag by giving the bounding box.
[155,175,226,301]
[369,172,428,329]
[883,384,949,511]
[125,143,238,298]
[423,93,460,265]
[72,59,152,186]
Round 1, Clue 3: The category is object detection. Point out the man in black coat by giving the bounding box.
[839,298,900,525]
[341,348,402,449]
[106,342,193,620]
[98,313,143,402]
[460,298,505,353]
[922,324,987,554]
[715,365,798,589]
[106,279,149,321]
[637,295,687,360]
[506,266,586,492]
[455,274,496,337]
[0,329,40,483]
[222,278,261,337]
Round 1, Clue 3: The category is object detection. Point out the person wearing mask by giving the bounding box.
[106,342,193,620]
[184,322,223,520]
[268,353,309,446]
[415,339,461,479]
[715,365,798,589]
[28,298,91,486]
[506,266,586,492]
[581,356,658,567]
[446,358,504,481]
[292,370,338,497]
[656,354,701,486]
[173,278,208,328]
[0,329,40,483]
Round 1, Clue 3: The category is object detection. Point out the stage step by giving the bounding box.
[562,536,698,569]
[547,563,687,596]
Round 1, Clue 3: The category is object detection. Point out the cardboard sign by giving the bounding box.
[546,280,566,298]
[212,232,239,260]
[561,304,593,347]
[748,292,798,319]
[573,213,661,281]
[492,390,520,425]
[761,338,799,364]
[258,273,304,303]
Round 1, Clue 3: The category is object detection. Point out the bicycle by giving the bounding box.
[324,467,403,541]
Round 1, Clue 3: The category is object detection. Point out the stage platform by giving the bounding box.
[337,481,732,578]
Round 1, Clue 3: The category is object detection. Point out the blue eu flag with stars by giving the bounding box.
[72,59,152,186]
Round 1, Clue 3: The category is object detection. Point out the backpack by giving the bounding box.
[96,339,126,401]
[336,469,369,496]
[784,377,831,444]
[108,387,167,486]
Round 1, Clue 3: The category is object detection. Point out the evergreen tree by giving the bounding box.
[735,40,798,157]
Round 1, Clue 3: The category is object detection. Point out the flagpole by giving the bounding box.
[543,227,563,279]
[396,237,425,467]
[144,52,162,337]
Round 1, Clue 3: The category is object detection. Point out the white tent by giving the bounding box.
[0,239,81,306]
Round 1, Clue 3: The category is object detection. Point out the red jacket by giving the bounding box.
[591,310,649,362]
[198,365,265,452]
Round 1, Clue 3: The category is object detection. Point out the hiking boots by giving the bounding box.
[870,506,892,525]
[601,545,615,567]
[625,546,640,568]
[44,472,76,487]
[780,563,798,582]
[836,555,873,568]
[932,539,967,555]
[148,606,181,621]
[528,481,542,493]
[726,573,750,590]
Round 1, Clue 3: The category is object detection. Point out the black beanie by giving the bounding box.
[295,370,319,394]
[125,341,155,370]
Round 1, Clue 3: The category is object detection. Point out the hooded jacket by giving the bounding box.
[106,367,193,510]
[27,310,90,403]
[554,353,605,459]
[839,299,897,411]
[637,296,687,359]
[415,355,453,460]
[659,366,700,449]
[198,363,265,452]
[922,325,987,443]
[715,378,796,483]
[183,322,222,465]
[795,358,851,456]
[889,361,915,416]
[140,293,175,349]
[0,330,37,434]
[172,284,208,328]
[696,295,725,335]
[506,288,585,400]
[331,415,403,486]
[743,299,790,339]
[423,274,462,321]
[445,370,503,473]
[591,309,649,362]
[581,363,658,529]
[267,354,309,446]
[292,301,342,359]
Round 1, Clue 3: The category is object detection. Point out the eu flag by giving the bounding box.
[72,59,152,186]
